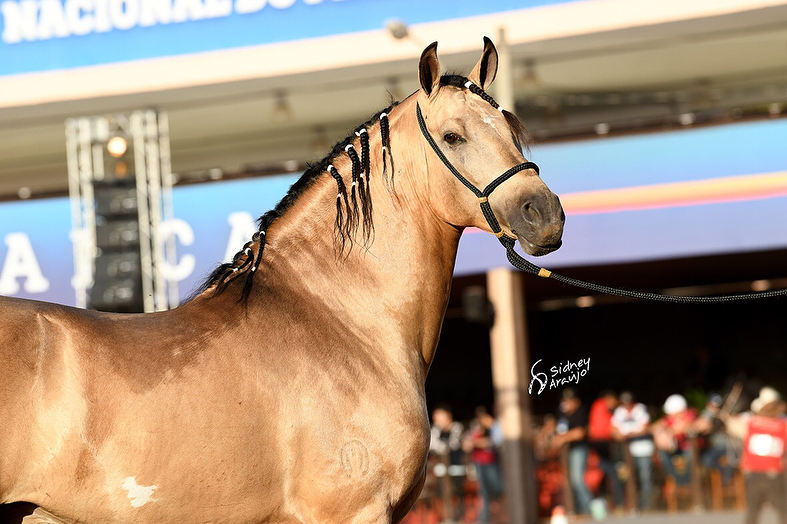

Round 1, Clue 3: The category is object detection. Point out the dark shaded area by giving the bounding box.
[427,248,787,420]
[0,502,37,523]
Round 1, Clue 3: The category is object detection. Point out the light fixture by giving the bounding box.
[273,91,293,123]
[575,296,595,308]
[107,135,128,158]
[17,186,31,199]
[386,19,409,40]
[679,113,695,126]
[751,280,771,292]
[520,59,540,93]
[387,77,405,101]
[309,126,330,156]
[594,123,610,135]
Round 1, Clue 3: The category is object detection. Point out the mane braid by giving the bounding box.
[380,112,393,186]
[357,128,373,243]
[346,144,361,236]
[193,101,399,301]
[328,164,351,253]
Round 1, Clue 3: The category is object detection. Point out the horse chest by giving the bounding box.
[280,371,429,518]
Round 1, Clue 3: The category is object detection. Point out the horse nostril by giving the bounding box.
[521,200,540,224]
[560,208,566,224]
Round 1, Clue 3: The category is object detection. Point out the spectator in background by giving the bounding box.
[652,394,700,486]
[429,404,467,520]
[552,388,592,515]
[588,390,624,510]
[535,414,558,461]
[612,391,654,510]
[696,393,736,484]
[726,387,787,524]
[466,406,503,524]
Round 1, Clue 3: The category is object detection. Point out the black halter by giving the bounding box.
[415,82,787,304]
[416,102,537,243]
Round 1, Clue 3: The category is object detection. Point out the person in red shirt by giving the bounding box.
[588,390,623,509]
[726,387,787,524]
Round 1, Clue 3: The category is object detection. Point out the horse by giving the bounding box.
[0,38,564,523]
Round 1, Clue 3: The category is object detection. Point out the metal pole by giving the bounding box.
[487,268,538,524]
[495,26,515,112]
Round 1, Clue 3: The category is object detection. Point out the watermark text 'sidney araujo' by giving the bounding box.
[528,357,591,395]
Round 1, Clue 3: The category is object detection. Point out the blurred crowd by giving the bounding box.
[413,385,787,524]
[426,405,505,524]
[536,386,787,523]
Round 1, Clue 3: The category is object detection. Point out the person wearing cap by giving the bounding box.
[612,391,654,510]
[725,387,787,524]
[652,394,701,486]
[552,388,591,515]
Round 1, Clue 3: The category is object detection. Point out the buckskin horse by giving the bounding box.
[0,38,564,523]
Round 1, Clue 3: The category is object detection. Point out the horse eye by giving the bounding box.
[443,132,461,144]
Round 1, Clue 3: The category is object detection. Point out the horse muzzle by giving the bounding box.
[511,191,565,256]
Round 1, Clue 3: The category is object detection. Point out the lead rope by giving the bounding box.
[416,81,787,304]
[498,235,787,303]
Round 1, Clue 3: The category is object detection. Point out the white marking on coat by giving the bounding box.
[122,476,157,508]
[482,114,498,131]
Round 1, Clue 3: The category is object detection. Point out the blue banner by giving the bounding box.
[0,0,573,76]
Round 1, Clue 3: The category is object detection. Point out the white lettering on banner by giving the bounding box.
[1,0,37,43]
[65,0,93,35]
[158,219,195,282]
[202,0,229,18]
[93,0,111,31]
[171,0,203,23]
[223,211,256,263]
[1,0,332,43]
[138,0,171,26]
[37,0,68,39]
[109,0,139,30]
[0,232,50,295]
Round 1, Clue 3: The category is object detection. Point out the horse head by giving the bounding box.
[414,38,564,256]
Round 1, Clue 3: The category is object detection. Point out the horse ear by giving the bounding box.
[418,42,441,97]
[468,36,498,90]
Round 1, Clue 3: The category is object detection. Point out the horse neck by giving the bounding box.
[245,96,461,376]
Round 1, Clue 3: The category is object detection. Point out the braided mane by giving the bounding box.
[195,101,399,300]
[196,74,530,302]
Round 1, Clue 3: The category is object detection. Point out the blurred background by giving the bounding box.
[1,0,787,522]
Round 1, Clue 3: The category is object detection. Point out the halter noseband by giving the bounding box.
[415,80,537,247]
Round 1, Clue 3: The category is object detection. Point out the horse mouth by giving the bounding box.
[519,238,562,256]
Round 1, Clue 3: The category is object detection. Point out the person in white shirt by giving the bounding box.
[611,391,654,510]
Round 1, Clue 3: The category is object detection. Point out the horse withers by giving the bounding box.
[0,38,563,523]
